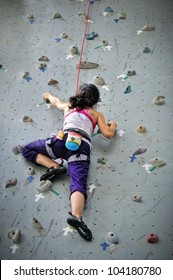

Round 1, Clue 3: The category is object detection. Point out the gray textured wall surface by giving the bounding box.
[0,0,173,260]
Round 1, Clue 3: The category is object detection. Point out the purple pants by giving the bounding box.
[22,135,90,199]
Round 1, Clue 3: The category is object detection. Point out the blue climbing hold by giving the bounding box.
[105,7,114,13]
[114,18,119,23]
[124,85,131,94]
[55,37,61,43]
[86,32,98,40]
[101,242,109,250]
[143,47,150,53]
[130,155,137,162]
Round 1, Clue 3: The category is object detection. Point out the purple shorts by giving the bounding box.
[22,135,90,199]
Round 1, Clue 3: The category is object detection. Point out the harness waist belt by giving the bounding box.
[63,128,91,142]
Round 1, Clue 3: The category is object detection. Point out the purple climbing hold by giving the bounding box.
[133,148,147,156]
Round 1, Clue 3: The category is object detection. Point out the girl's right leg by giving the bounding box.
[22,138,67,180]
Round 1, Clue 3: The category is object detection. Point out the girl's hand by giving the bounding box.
[42,92,52,100]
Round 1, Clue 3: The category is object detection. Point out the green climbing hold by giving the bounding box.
[53,13,62,19]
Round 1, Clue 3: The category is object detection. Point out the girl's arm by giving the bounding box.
[97,112,117,139]
[42,92,69,112]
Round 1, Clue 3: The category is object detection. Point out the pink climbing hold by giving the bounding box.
[147,233,159,243]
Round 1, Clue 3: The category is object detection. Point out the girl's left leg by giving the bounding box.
[36,153,59,168]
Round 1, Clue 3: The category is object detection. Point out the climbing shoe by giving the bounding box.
[67,213,93,241]
[40,165,67,181]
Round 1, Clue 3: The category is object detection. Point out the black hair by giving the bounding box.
[69,83,100,110]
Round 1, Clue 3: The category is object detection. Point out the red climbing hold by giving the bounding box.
[147,233,159,243]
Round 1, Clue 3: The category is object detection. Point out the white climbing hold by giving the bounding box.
[117,129,125,137]
[60,32,68,38]
[35,193,45,202]
[106,232,119,244]
[93,76,105,86]
[63,226,74,236]
[102,85,109,91]
[88,184,97,193]
[10,244,19,254]
[26,166,35,175]
[152,96,165,105]
[69,45,78,55]
[131,195,142,202]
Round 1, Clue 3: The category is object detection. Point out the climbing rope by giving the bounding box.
[75,0,91,95]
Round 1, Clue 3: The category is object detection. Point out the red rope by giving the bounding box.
[75,0,91,95]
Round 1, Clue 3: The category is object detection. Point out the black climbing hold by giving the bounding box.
[23,115,33,123]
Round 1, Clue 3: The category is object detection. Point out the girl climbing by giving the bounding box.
[22,83,117,241]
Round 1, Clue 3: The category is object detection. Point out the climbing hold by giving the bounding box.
[133,148,147,156]
[37,180,53,193]
[39,63,47,69]
[127,70,136,76]
[27,14,34,19]
[12,145,22,155]
[31,217,43,230]
[26,166,35,175]
[149,157,166,168]
[8,228,21,244]
[23,115,33,123]
[22,72,29,79]
[136,125,147,133]
[147,233,159,243]
[119,10,126,19]
[78,12,86,20]
[97,158,106,165]
[53,13,62,19]
[152,96,165,105]
[143,47,151,53]
[105,7,114,13]
[38,56,49,61]
[101,242,109,250]
[5,178,17,188]
[86,31,98,40]
[60,32,68,38]
[102,39,108,46]
[106,232,119,244]
[93,76,105,86]
[124,85,131,94]
[131,195,142,202]
[108,244,117,253]
[69,45,78,55]
[77,61,99,69]
[48,79,58,85]
[141,25,155,31]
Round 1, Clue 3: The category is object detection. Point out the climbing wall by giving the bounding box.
[0,0,173,260]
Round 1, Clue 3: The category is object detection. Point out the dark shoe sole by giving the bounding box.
[67,216,92,241]
[40,166,67,181]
